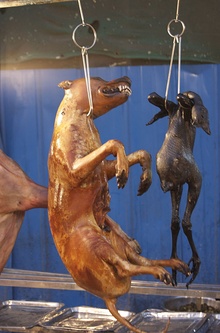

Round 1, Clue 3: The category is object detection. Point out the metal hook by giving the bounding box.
[167,19,185,39]
[72,0,97,117]
[81,47,93,117]
[165,0,185,101]
[165,37,176,101]
[72,23,97,51]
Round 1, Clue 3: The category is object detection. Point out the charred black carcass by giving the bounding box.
[147,91,211,286]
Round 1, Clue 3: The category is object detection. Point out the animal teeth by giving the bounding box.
[118,85,132,95]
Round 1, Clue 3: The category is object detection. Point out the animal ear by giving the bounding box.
[58,80,73,90]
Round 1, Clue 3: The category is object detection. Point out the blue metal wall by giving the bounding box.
[0,64,219,310]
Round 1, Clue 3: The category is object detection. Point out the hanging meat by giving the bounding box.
[0,150,48,273]
[147,91,211,287]
[48,76,190,333]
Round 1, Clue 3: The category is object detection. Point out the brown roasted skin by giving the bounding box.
[48,77,190,333]
[0,150,48,272]
[147,91,211,287]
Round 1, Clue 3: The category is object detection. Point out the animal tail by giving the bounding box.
[105,298,170,333]
[105,298,144,333]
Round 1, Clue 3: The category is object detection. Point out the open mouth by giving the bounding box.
[100,84,132,96]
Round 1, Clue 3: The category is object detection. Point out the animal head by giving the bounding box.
[58,76,132,118]
[146,92,178,125]
[177,91,211,135]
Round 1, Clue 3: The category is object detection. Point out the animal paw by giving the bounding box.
[137,169,152,195]
[171,258,191,277]
[154,267,175,286]
[186,257,201,288]
[116,169,128,189]
[172,269,177,286]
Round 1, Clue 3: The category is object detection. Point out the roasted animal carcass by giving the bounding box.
[48,76,190,333]
[0,150,47,273]
[147,91,211,287]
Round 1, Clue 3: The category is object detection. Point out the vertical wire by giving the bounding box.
[165,0,184,101]
[81,48,93,116]
[165,38,176,101]
[75,0,94,116]
[175,0,180,21]
[77,0,85,25]
[177,36,182,94]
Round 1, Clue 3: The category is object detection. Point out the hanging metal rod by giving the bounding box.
[1,268,220,298]
[0,0,76,9]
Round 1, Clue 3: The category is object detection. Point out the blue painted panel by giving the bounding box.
[0,65,219,310]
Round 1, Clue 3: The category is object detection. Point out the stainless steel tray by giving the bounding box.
[206,314,220,332]
[115,310,215,333]
[0,300,63,330]
[39,306,135,332]
[164,297,220,313]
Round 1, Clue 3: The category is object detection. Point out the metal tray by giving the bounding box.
[206,314,220,332]
[39,306,135,332]
[164,297,220,313]
[115,310,215,333]
[0,300,63,330]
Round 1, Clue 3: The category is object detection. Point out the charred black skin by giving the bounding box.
[147,91,211,287]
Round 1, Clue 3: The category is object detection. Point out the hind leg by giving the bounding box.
[106,228,190,284]
[103,246,176,286]
[124,244,191,282]
[183,177,202,287]
[170,185,183,284]
[105,215,142,254]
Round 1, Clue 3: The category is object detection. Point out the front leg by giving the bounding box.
[132,150,152,195]
[105,150,152,195]
[63,139,129,188]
